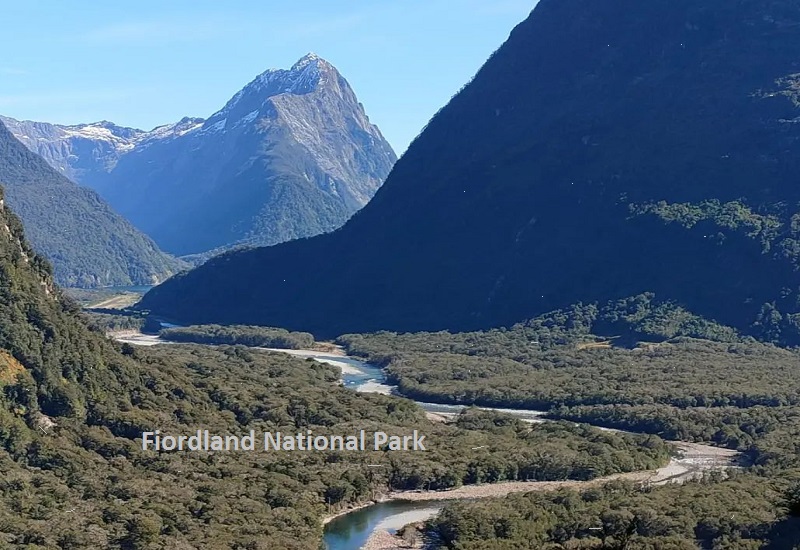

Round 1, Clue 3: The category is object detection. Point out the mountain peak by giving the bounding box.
[259,53,334,91]
[4,49,395,259]
[256,52,332,84]
[216,54,343,120]
[291,52,325,71]
[141,0,800,342]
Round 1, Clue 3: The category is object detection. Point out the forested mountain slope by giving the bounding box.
[0,120,184,287]
[141,0,800,345]
[0,184,668,547]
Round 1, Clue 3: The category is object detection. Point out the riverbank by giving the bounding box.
[110,331,167,346]
[323,498,390,525]
[321,476,618,527]
[356,379,395,395]
[387,442,738,503]
[109,333,353,362]
[327,441,739,548]
[361,529,422,550]
[263,344,347,358]
[266,349,371,376]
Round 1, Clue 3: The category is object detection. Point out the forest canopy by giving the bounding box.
[158,324,315,349]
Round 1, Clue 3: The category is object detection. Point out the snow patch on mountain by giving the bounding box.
[215,53,328,122]
[2,53,397,256]
[241,110,259,124]
[204,118,227,133]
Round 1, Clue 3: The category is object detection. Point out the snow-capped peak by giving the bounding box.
[291,52,323,71]
[214,54,338,120]
[255,53,331,90]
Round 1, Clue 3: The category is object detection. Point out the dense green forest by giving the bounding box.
[338,296,800,461]
[158,324,316,349]
[426,476,800,549]
[83,311,146,333]
[336,295,800,548]
[3,343,669,548]
[0,189,671,547]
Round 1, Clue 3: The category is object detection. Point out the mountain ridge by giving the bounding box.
[0,116,208,183]
[139,0,800,345]
[4,54,396,256]
[0,120,185,287]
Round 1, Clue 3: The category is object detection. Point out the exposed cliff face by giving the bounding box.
[0,120,185,287]
[141,0,800,344]
[206,53,391,211]
[5,54,396,256]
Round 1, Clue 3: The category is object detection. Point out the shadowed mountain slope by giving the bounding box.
[141,0,800,344]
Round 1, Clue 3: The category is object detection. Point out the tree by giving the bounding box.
[786,482,800,517]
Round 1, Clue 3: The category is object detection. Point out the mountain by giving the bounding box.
[0,182,616,548]
[0,184,396,547]
[139,0,800,345]
[4,54,397,256]
[0,116,204,184]
[0,120,185,287]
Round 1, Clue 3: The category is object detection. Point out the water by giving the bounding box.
[337,361,548,422]
[103,285,154,294]
[322,358,551,549]
[107,342,736,549]
[289,352,391,394]
[323,501,443,550]
[333,359,385,390]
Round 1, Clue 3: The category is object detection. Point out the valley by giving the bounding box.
[66,286,153,309]
[2,0,800,548]
[0,123,185,288]
[115,333,743,549]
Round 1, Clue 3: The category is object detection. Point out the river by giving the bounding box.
[275,350,739,550]
[112,338,740,550]
[323,501,444,550]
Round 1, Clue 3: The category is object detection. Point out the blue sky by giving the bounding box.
[0,1,536,153]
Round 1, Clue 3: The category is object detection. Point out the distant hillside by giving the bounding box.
[0,183,669,547]
[5,54,397,256]
[0,120,185,287]
[0,116,203,184]
[141,0,800,345]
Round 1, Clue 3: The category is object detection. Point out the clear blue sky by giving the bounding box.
[0,0,536,153]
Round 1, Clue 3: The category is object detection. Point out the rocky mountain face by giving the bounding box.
[140,0,800,345]
[4,54,396,256]
[0,120,185,287]
[0,116,205,186]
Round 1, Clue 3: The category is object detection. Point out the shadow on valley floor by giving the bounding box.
[762,516,800,550]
